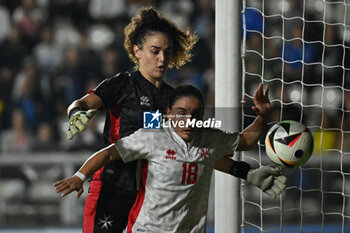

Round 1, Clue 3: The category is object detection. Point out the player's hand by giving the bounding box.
[67,109,96,140]
[246,166,287,198]
[54,176,84,199]
[252,83,270,120]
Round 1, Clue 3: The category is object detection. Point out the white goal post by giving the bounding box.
[214,0,242,233]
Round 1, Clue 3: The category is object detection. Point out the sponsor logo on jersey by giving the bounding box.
[165,149,176,160]
[199,148,209,160]
[140,96,151,106]
[143,110,162,129]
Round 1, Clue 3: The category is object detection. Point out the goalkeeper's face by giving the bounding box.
[134,32,173,81]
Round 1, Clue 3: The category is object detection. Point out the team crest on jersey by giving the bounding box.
[165,149,176,160]
[97,215,113,229]
[199,148,209,160]
[140,96,151,106]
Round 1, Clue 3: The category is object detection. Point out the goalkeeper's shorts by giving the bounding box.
[83,179,136,233]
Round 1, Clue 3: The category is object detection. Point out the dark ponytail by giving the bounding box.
[168,85,204,109]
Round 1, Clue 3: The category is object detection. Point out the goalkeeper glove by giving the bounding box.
[246,166,287,199]
[67,108,96,140]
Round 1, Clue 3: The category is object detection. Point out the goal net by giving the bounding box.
[241,0,350,232]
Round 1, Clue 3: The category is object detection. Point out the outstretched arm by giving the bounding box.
[215,156,286,198]
[54,144,120,198]
[237,83,270,151]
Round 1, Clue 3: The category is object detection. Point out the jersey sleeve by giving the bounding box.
[114,129,154,163]
[210,129,240,159]
[93,72,130,109]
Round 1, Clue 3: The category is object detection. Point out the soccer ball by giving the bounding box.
[265,120,314,168]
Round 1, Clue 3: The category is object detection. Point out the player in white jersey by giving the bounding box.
[55,84,287,233]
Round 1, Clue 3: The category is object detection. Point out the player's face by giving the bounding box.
[167,96,204,143]
[134,32,173,82]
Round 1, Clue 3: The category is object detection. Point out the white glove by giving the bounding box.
[67,109,97,140]
[246,166,287,198]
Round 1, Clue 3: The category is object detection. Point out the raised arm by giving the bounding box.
[214,83,286,198]
[66,93,104,140]
[54,144,120,198]
[236,83,270,151]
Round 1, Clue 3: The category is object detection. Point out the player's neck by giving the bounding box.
[138,69,163,89]
[147,77,162,89]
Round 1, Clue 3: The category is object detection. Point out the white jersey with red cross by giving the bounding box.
[115,122,240,233]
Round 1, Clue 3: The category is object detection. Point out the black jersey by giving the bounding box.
[93,70,173,196]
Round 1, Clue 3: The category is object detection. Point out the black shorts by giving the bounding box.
[83,179,136,233]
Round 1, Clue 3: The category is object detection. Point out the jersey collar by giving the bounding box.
[163,120,189,149]
[163,120,203,150]
[134,70,163,90]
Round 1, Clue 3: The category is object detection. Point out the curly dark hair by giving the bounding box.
[124,6,198,69]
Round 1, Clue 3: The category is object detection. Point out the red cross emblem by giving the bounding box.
[199,148,209,159]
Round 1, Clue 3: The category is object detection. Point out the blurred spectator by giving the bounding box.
[13,0,45,50]
[0,26,28,69]
[33,24,63,73]
[242,7,263,37]
[1,108,32,153]
[321,24,343,86]
[47,0,89,29]
[0,1,11,42]
[245,33,262,75]
[33,25,60,105]
[109,14,133,70]
[54,46,86,106]
[191,0,213,39]
[11,60,43,130]
[343,90,350,152]
[31,121,57,152]
[283,25,315,82]
[312,112,342,155]
[160,0,193,30]
[126,0,154,17]
[0,67,15,129]
[201,65,214,108]
[101,45,121,77]
[89,0,126,23]
[77,29,102,79]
